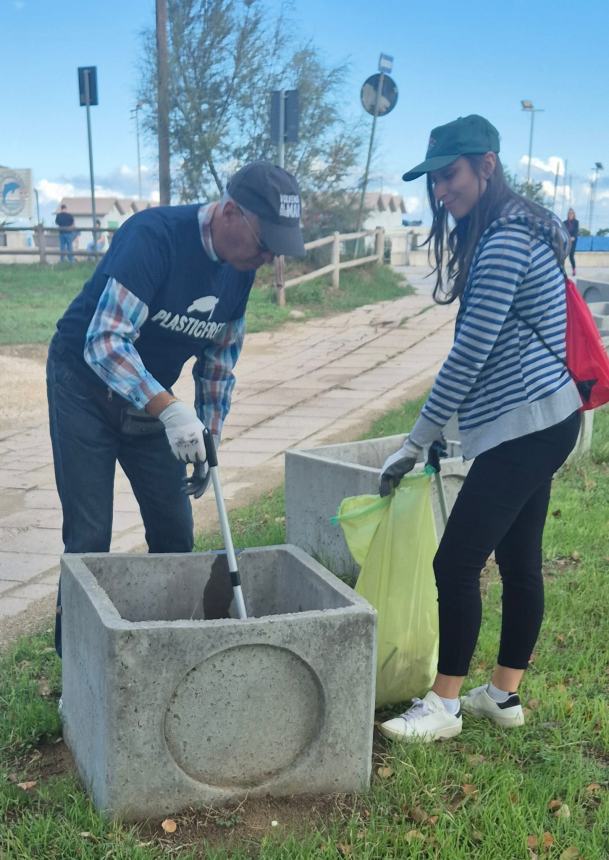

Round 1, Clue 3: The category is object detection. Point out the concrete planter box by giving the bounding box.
[60,546,376,820]
[285,435,470,580]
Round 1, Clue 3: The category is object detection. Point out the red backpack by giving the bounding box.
[565,278,609,410]
[514,277,609,411]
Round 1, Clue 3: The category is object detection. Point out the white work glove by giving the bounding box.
[379,437,422,497]
[159,400,207,463]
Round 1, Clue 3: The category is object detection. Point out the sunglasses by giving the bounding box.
[239,208,272,255]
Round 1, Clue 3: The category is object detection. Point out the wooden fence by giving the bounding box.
[0,225,117,263]
[274,227,385,306]
[0,224,386,295]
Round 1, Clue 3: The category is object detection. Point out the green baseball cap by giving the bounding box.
[402,114,500,182]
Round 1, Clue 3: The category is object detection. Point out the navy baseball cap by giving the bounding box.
[402,114,500,181]
[227,161,305,257]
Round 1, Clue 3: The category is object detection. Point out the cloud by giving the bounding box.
[35,164,159,222]
[405,195,424,214]
[519,155,565,176]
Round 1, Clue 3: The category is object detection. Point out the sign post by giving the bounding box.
[356,55,398,248]
[78,66,99,251]
[270,90,299,305]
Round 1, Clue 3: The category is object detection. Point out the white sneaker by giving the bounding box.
[379,691,462,743]
[461,685,524,728]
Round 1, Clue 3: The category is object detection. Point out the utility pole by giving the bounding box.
[588,162,604,235]
[132,102,144,201]
[521,100,544,186]
[156,0,170,204]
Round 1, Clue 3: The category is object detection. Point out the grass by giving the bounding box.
[1,406,608,858]
[0,262,411,346]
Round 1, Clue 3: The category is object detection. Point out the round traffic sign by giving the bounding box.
[360,73,398,117]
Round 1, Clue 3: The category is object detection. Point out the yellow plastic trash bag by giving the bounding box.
[336,473,439,707]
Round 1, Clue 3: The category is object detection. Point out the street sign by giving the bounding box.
[78,66,98,106]
[270,89,299,145]
[378,53,393,73]
[360,73,398,117]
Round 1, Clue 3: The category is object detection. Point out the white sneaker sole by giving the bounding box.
[462,702,524,728]
[379,722,462,743]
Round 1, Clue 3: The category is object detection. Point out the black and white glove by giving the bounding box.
[379,438,422,497]
[159,401,207,463]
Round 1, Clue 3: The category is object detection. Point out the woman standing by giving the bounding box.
[379,115,582,743]
[563,208,579,276]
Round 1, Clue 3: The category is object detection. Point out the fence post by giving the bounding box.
[36,224,47,265]
[375,226,385,264]
[331,231,340,290]
[274,255,286,307]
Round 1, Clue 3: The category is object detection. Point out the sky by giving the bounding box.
[2,0,608,227]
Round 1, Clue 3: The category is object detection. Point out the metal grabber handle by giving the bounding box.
[203,428,248,620]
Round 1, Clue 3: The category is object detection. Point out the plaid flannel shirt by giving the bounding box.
[84,277,244,438]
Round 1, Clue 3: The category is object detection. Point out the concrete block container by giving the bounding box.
[285,435,470,580]
[60,546,376,820]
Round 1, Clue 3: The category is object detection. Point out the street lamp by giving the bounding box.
[588,161,604,235]
[131,101,144,201]
[521,100,544,185]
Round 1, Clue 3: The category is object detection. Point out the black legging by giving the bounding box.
[433,410,581,676]
[569,239,577,272]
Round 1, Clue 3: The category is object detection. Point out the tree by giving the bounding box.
[138,0,363,236]
[596,227,609,237]
[504,169,546,205]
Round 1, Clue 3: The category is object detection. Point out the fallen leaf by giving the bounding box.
[555,803,571,819]
[406,805,429,823]
[337,843,352,856]
[551,509,562,518]
[377,766,394,779]
[560,848,580,860]
[527,835,539,849]
[548,799,563,811]
[527,698,541,710]
[405,829,425,843]
[542,832,555,848]
[585,782,602,795]
[462,783,478,796]
[37,679,51,697]
[466,753,486,766]
[161,818,177,834]
[7,773,18,784]
[79,832,94,839]
[17,781,37,791]
[428,815,439,826]
[571,551,581,562]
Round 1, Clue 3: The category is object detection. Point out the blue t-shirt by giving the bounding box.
[55,205,255,388]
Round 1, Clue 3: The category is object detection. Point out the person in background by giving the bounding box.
[563,208,579,276]
[55,203,75,263]
[87,219,107,255]
[378,115,581,743]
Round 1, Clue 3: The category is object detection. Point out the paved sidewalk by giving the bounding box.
[0,278,455,630]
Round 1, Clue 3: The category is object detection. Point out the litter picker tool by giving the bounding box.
[185,430,248,620]
[425,438,449,529]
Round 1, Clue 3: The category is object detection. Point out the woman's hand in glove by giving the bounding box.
[379,438,422,497]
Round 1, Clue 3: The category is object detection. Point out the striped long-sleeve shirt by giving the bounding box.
[84,277,244,438]
[409,207,582,459]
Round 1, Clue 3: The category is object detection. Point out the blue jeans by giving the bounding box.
[59,231,75,263]
[47,336,193,655]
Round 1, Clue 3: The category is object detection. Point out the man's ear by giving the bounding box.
[481,151,497,180]
[221,199,241,222]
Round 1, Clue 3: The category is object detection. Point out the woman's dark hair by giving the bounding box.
[425,154,565,304]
